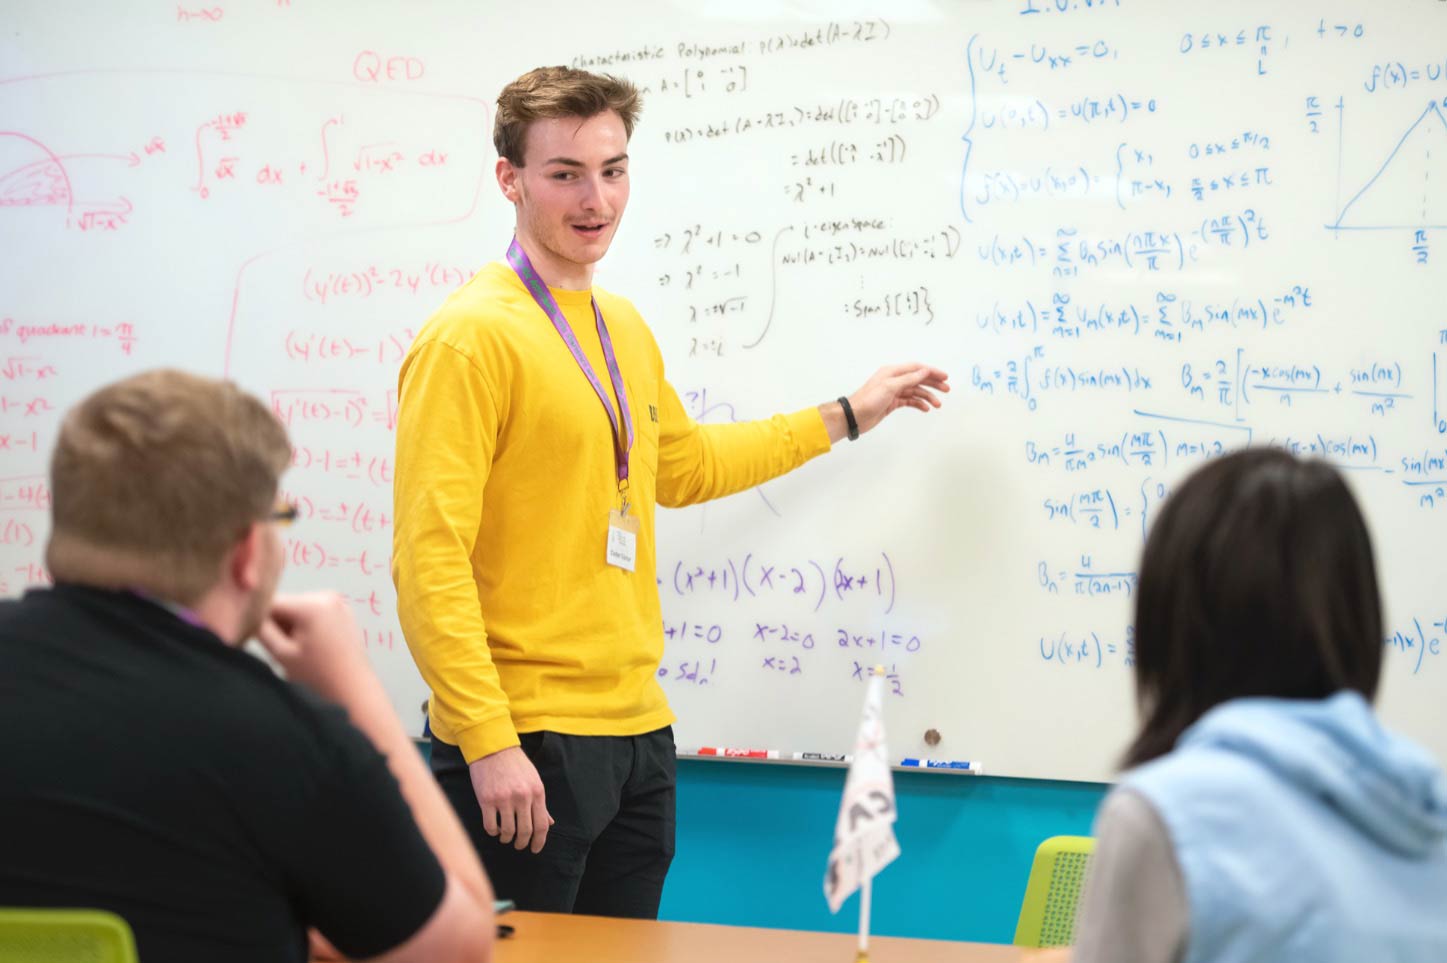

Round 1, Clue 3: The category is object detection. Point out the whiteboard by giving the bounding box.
[3,0,1444,782]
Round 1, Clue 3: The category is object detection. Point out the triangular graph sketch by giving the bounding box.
[1329,101,1447,231]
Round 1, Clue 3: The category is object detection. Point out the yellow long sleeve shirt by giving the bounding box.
[393,262,831,761]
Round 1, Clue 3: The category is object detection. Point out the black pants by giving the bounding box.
[430,728,676,919]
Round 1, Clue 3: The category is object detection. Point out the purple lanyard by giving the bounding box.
[506,238,633,490]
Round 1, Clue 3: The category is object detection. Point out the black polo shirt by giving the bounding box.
[0,584,446,963]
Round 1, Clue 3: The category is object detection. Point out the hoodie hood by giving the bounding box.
[1179,691,1447,857]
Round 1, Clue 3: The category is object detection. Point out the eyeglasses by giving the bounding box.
[267,502,300,526]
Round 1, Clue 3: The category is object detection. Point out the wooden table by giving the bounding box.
[494,911,1050,962]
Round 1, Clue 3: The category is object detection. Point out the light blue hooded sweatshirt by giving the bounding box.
[1124,691,1447,963]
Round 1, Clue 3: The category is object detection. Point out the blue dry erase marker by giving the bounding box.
[899,758,980,771]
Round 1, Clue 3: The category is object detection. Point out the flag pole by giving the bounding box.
[827,662,894,963]
[857,870,872,962]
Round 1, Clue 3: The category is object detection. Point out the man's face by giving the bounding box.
[500,110,630,284]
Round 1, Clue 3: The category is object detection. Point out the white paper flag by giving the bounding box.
[824,669,900,913]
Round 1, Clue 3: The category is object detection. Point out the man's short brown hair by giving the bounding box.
[494,66,641,165]
[46,369,292,605]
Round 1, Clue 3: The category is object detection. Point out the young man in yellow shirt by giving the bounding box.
[392,66,949,918]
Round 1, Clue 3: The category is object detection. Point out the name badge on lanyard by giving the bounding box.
[506,239,637,572]
[606,507,639,572]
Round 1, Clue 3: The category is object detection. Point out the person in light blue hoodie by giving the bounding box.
[1072,448,1447,963]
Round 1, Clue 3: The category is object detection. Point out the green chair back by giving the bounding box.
[1012,834,1096,948]
[0,909,138,963]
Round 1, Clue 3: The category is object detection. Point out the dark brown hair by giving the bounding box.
[46,369,292,605]
[1123,448,1383,767]
[493,66,641,165]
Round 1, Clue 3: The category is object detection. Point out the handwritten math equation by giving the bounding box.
[3,2,1445,756]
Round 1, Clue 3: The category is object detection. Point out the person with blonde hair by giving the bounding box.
[394,65,950,917]
[0,369,496,963]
